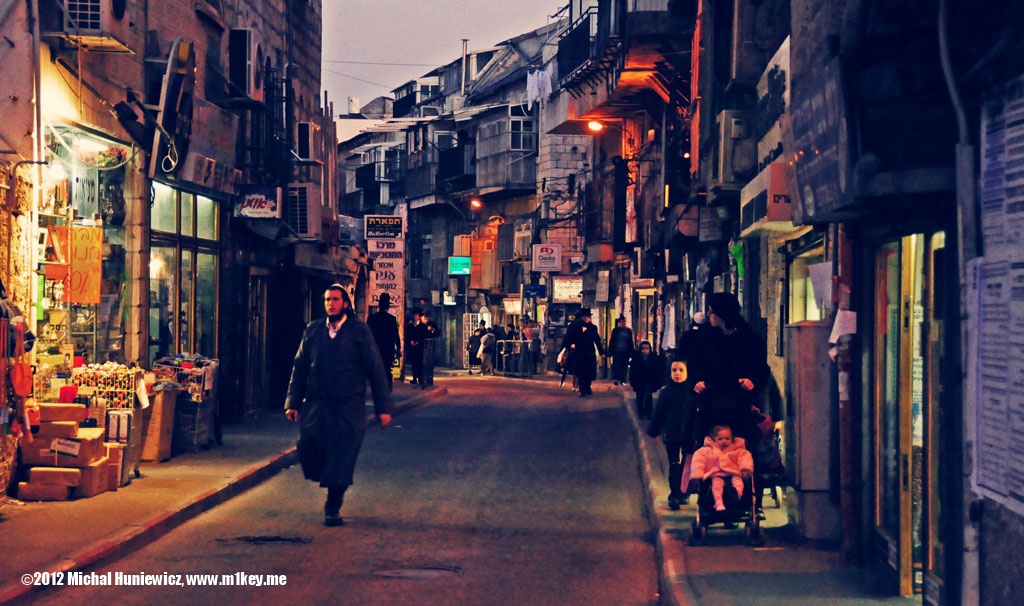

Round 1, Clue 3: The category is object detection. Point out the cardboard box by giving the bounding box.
[141,388,177,462]
[104,442,124,490]
[75,455,110,498]
[35,421,79,439]
[20,427,106,468]
[27,466,82,487]
[36,403,88,423]
[18,482,70,501]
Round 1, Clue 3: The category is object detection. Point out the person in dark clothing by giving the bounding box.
[285,284,392,527]
[692,292,771,509]
[675,312,712,379]
[467,321,484,374]
[609,317,634,385]
[560,308,605,397]
[629,340,664,419]
[417,309,439,388]
[648,359,698,509]
[405,309,424,384]
[366,292,401,389]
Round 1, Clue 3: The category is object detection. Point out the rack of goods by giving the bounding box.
[152,355,219,455]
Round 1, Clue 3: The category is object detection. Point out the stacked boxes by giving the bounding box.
[17,402,119,501]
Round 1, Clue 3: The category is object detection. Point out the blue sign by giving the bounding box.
[523,284,546,299]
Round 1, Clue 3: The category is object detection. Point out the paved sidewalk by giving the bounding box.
[0,383,446,604]
[617,383,916,606]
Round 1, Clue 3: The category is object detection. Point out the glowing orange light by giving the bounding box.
[587,120,605,133]
[470,198,483,210]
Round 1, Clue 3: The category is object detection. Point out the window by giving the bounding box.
[149,183,221,363]
[510,118,536,151]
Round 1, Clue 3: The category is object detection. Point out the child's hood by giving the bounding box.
[702,435,748,451]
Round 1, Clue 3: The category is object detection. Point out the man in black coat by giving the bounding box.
[416,308,439,388]
[405,308,423,384]
[560,308,605,397]
[285,284,392,527]
[366,292,401,389]
[609,317,634,385]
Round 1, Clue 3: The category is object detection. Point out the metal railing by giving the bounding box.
[493,339,541,377]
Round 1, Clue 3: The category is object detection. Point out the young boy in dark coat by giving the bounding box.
[647,358,698,509]
[629,340,664,419]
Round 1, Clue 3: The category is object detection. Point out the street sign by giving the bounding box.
[364,215,404,239]
[523,284,546,299]
[448,256,471,275]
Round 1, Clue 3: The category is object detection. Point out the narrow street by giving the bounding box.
[32,376,659,605]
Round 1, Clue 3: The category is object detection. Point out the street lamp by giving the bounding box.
[586,120,636,154]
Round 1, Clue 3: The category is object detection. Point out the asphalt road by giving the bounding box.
[34,377,659,605]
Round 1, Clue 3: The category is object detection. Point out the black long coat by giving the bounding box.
[560,319,605,382]
[285,318,392,487]
[647,380,698,449]
[692,323,770,443]
[366,309,401,366]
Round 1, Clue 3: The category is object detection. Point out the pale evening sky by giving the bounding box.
[321,0,569,114]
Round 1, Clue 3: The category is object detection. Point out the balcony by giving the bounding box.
[557,0,693,109]
[438,145,476,193]
[355,159,403,188]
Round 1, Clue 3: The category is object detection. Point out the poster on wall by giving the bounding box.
[972,74,1024,516]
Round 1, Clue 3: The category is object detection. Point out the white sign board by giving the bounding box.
[367,238,405,309]
[532,243,562,272]
[551,276,583,304]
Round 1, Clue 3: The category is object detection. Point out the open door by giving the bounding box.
[872,232,947,597]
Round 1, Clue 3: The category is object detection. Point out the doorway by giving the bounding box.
[872,231,947,597]
[245,273,269,412]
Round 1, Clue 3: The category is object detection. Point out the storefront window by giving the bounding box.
[788,250,826,323]
[36,125,131,367]
[196,252,218,356]
[152,184,176,233]
[149,184,220,365]
[197,196,217,240]
[149,246,177,361]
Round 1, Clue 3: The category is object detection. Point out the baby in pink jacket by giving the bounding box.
[690,425,754,511]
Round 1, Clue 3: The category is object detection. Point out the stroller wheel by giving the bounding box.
[688,521,706,546]
[745,522,765,547]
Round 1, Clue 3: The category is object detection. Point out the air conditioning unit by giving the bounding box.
[228,28,265,102]
[513,222,532,258]
[286,183,323,239]
[708,110,757,196]
[295,122,321,162]
[62,0,131,53]
[453,234,472,257]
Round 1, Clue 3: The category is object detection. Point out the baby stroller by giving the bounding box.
[687,475,764,546]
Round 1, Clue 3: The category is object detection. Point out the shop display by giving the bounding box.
[152,354,219,454]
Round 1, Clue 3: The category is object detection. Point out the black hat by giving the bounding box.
[577,307,592,318]
[377,293,391,308]
[706,292,742,327]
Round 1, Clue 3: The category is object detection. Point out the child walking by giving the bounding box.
[690,425,754,511]
[647,359,697,510]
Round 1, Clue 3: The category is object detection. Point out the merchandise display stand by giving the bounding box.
[152,355,219,455]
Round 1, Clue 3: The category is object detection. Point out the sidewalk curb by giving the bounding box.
[0,385,447,605]
[618,386,700,606]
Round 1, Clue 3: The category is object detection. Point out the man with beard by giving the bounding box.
[285,284,392,527]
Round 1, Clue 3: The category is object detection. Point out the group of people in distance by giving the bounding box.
[636,292,779,513]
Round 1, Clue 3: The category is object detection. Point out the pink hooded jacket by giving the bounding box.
[690,435,754,480]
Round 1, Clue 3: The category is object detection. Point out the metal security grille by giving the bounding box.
[286,184,310,235]
[65,0,102,30]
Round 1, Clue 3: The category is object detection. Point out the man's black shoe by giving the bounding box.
[324,515,345,527]
[668,495,681,510]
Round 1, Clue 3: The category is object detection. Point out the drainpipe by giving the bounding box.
[461,39,468,97]
[938,0,980,604]
[28,0,43,308]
